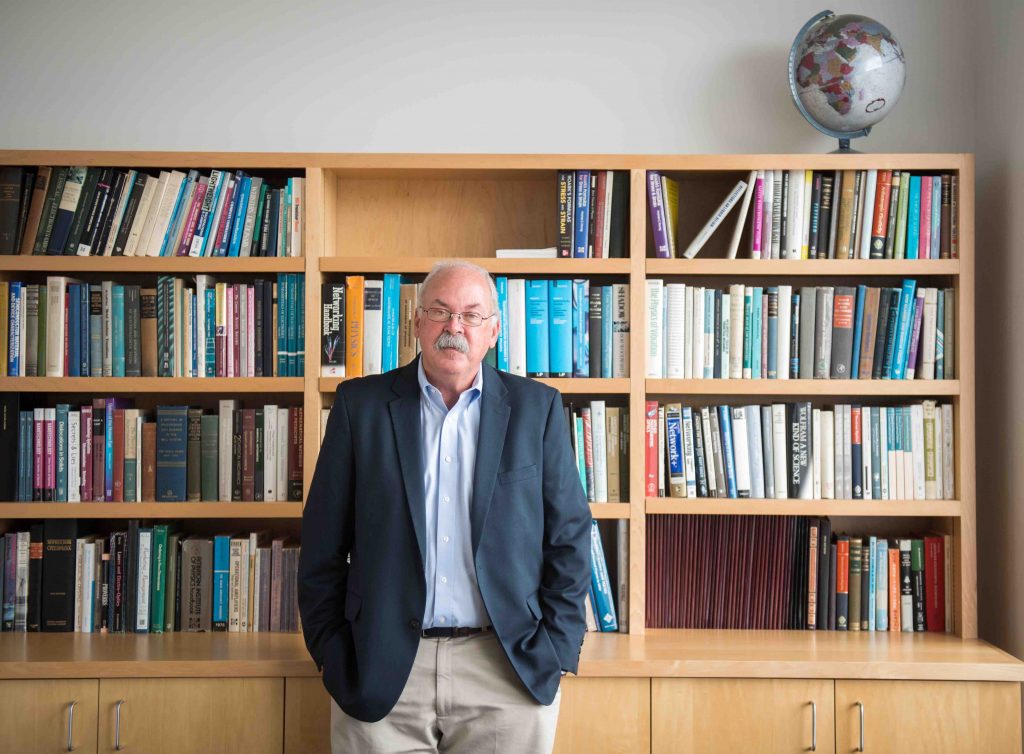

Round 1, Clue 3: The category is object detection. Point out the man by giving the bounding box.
[299,260,593,753]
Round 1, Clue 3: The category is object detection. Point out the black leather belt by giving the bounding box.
[421,626,491,638]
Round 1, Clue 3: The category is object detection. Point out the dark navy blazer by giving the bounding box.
[298,356,592,723]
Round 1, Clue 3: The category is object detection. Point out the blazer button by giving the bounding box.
[409,619,421,630]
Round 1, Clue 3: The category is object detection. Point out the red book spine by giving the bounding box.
[44,411,55,501]
[232,284,241,378]
[64,293,70,376]
[870,169,892,256]
[924,535,945,632]
[919,176,933,259]
[112,409,125,502]
[32,411,43,501]
[836,537,850,630]
[888,546,901,632]
[592,171,608,259]
[92,399,106,502]
[176,180,209,256]
[581,408,594,502]
[645,401,659,497]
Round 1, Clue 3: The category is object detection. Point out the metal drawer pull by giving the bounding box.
[66,701,77,751]
[857,701,865,751]
[115,699,126,751]
[809,700,816,751]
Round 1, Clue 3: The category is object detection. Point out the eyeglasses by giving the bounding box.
[418,306,496,328]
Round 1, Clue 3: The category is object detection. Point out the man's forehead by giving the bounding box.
[424,271,489,302]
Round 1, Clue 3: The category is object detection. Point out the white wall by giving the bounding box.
[1,0,973,154]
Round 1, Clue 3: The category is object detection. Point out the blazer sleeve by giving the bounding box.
[538,388,593,673]
[298,384,355,671]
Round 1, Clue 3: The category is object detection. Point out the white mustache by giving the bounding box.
[434,332,469,354]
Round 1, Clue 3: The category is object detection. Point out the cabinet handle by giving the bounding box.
[115,699,126,751]
[66,700,77,751]
[808,700,816,751]
[856,701,865,751]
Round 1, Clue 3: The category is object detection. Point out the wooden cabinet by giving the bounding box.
[652,678,834,754]
[0,679,98,753]
[96,678,283,754]
[835,679,1022,754]
[285,677,332,754]
[553,677,651,754]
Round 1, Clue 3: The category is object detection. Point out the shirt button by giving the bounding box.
[445,455,452,463]
[443,495,450,503]
[440,576,447,584]
[438,616,446,624]
[443,536,450,543]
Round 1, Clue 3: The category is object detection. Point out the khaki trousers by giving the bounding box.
[331,631,561,753]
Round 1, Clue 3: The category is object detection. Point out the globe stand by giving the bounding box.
[832,138,860,154]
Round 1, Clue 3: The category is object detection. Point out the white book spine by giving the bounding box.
[859,169,878,260]
[727,170,757,260]
[68,411,80,502]
[681,407,697,498]
[124,174,159,257]
[730,407,751,497]
[770,169,783,259]
[843,404,853,499]
[14,532,28,632]
[759,170,773,258]
[720,292,731,378]
[771,404,788,498]
[692,287,705,380]
[657,407,665,497]
[746,405,764,498]
[700,407,717,497]
[252,548,262,632]
[136,531,151,631]
[942,404,954,500]
[646,279,664,378]
[277,408,289,501]
[683,286,694,379]
[264,405,278,502]
[921,288,938,379]
[135,171,170,255]
[879,407,889,500]
[219,399,239,501]
[822,410,835,499]
[902,409,913,499]
[144,170,186,257]
[136,415,143,503]
[229,539,242,633]
[703,289,714,378]
[834,404,845,499]
[508,279,527,377]
[911,404,926,500]
[45,277,68,376]
[812,408,822,499]
[786,169,803,258]
[728,285,744,379]
[665,284,686,378]
[777,285,792,380]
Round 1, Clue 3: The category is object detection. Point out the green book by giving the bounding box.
[911,538,926,631]
[894,170,912,259]
[33,166,68,255]
[187,408,203,502]
[200,414,219,502]
[164,531,181,633]
[150,524,168,634]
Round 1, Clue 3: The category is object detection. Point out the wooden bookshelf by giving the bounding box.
[0,151,1014,754]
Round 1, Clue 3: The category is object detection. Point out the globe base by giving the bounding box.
[832,137,861,154]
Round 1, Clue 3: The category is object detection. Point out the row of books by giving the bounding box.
[0,166,304,258]
[565,401,629,504]
[556,170,629,258]
[321,276,632,379]
[0,520,300,633]
[645,280,955,380]
[2,274,305,378]
[646,515,951,632]
[646,401,955,501]
[1,396,304,503]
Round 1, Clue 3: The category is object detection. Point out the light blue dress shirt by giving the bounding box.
[418,360,490,629]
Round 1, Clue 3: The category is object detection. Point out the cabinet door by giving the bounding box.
[98,678,283,754]
[285,677,331,754]
[835,679,1022,754]
[553,677,651,754]
[0,679,99,754]
[652,678,835,754]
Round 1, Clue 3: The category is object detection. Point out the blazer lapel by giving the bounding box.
[389,359,426,570]
[471,364,510,556]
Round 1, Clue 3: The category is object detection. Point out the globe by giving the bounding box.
[788,11,906,151]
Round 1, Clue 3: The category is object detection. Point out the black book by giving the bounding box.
[93,169,127,257]
[124,285,142,377]
[0,166,24,254]
[691,411,709,498]
[232,409,243,501]
[0,393,19,500]
[818,174,835,258]
[112,172,148,256]
[14,168,37,254]
[817,518,832,631]
[871,287,893,379]
[266,189,280,257]
[789,402,812,499]
[41,519,79,632]
[828,541,838,630]
[911,538,927,631]
[187,408,203,503]
[63,167,101,255]
[263,279,274,376]
[880,288,902,379]
[808,172,823,258]
[861,537,872,628]
[254,408,264,501]
[255,281,265,376]
[77,168,114,256]
[586,172,598,257]
[607,171,629,258]
[125,520,140,633]
[556,170,574,258]
[789,293,801,379]
[588,286,602,377]
[26,523,43,632]
[830,286,856,378]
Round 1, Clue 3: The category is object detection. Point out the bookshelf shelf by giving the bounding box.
[645,379,960,397]
[646,497,962,518]
[590,503,631,520]
[0,503,304,519]
[320,256,631,275]
[319,376,632,395]
[0,256,305,274]
[2,377,306,393]
[646,259,960,277]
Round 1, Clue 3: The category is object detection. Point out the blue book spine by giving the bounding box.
[205,288,216,377]
[930,176,942,259]
[575,416,586,490]
[572,279,589,377]
[155,405,187,502]
[935,291,945,379]
[666,408,684,492]
[159,170,196,257]
[112,284,125,377]
[496,277,509,372]
[789,293,801,378]
[298,275,305,377]
[601,286,613,378]
[79,282,90,376]
[56,404,69,501]
[718,405,738,498]
[191,290,198,377]
[548,280,572,377]
[212,534,231,630]
[201,171,229,257]
[906,176,922,259]
[216,172,244,257]
[277,273,288,376]
[289,274,299,376]
[381,273,400,372]
[589,522,618,631]
[704,289,714,378]
[105,399,119,501]
[891,279,918,379]
[18,412,30,501]
[525,280,550,377]
[867,534,877,631]
[573,170,591,258]
[227,176,252,257]
[7,282,20,376]
[766,287,778,379]
[742,288,753,375]
[882,289,902,378]
[751,287,762,379]
[850,284,867,378]
[875,539,889,630]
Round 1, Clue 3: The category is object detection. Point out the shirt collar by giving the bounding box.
[417,358,484,405]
